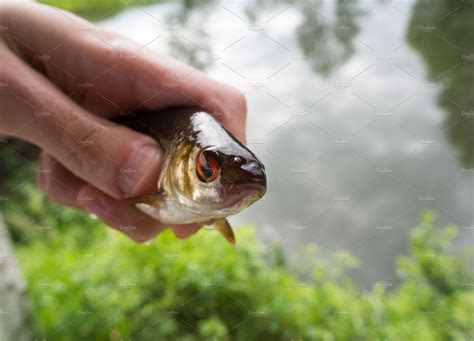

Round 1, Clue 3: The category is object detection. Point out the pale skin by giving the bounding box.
[0,2,247,242]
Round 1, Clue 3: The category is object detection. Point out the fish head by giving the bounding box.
[166,112,267,220]
[192,146,267,212]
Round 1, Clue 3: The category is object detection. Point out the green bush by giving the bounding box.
[16,210,473,340]
[37,0,165,21]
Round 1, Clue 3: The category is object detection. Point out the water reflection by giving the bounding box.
[297,0,362,76]
[245,0,362,76]
[166,0,363,77]
[165,0,215,70]
[96,0,474,288]
[408,0,474,167]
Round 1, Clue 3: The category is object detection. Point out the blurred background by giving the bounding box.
[0,0,473,339]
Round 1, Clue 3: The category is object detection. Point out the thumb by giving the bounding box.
[53,118,163,199]
[3,56,162,199]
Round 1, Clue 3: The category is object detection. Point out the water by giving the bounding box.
[100,0,474,288]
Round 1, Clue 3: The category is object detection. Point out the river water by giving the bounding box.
[100,0,474,288]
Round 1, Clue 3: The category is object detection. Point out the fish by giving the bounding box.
[113,106,267,244]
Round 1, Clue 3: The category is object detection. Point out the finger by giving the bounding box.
[123,49,248,142]
[77,185,165,242]
[36,152,87,209]
[2,3,247,141]
[171,224,202,239]
[37,151,203,239]
[2,53,162,199]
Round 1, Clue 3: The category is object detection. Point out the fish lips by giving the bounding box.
[220,182,266,209]
[220,162,267,207]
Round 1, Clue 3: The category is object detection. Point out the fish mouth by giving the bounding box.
[219,159,267,209]
[222,180,266,208]
[232,162,267,203]
[234,181,266,196]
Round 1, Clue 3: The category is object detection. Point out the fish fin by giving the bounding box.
[127,194,163,207]
[212,219,236,245]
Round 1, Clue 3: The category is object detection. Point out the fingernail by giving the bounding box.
[119,144,161,197]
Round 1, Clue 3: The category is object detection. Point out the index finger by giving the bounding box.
[1,2,248,141]
[106,39,249,142]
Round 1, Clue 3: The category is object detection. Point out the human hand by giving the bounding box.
[0,2,247,242]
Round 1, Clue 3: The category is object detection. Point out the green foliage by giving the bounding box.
[37,0,165,21]
[1,144,472,340]
[16,210,473,340]
[408,0,474,167]
[0,1,472,338]
[0,144,92,243]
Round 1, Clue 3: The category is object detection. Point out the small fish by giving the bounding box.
[113,107,266,244]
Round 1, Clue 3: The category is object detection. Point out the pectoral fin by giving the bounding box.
[128,195,236,245]
[212,219,236,245]
[127,194,163,207]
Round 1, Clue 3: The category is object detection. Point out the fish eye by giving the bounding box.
[196,150,220,183]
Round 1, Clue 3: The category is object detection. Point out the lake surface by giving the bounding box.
[100,0,474,288]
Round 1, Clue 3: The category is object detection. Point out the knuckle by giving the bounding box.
[65,123,108,176]
[71,128,107,176]
[86,30,137,63]
[227,87,247,117]
[84,30,122,61]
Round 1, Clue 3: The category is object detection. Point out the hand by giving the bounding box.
[0,2,247,242]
